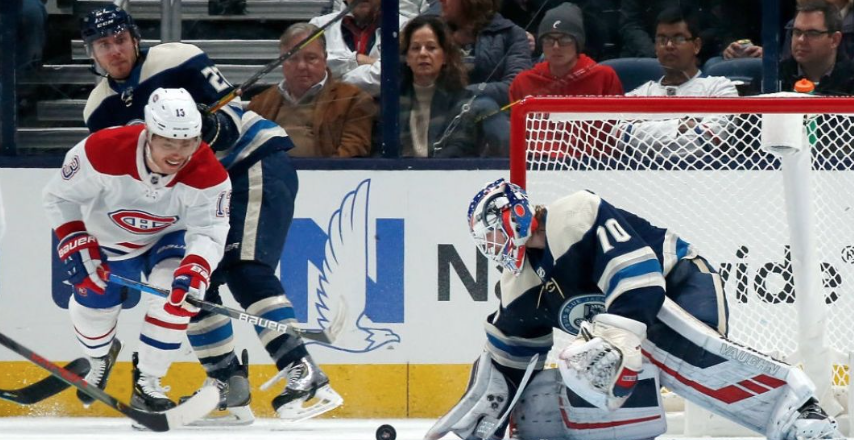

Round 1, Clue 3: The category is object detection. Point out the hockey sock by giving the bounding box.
[69,297,120,358]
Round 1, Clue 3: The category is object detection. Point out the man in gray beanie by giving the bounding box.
[510,2,623,101]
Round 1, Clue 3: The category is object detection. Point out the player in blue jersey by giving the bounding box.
[78,5,342,424]
[426,179,842,440]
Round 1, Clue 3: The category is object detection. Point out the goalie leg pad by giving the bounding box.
[513,366,666,440]
[425,351,512,440]
[649,297,834,440]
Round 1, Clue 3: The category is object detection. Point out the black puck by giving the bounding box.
[376,424,396,440]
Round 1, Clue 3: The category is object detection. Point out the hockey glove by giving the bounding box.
[165,255,210,317]
[57,229,109,296]
[198,104,222,148]
[557,313,646,411]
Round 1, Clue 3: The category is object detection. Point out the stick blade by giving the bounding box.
[163,385,220,428]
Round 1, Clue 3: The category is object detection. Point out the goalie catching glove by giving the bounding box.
[558,313,646,411]
[165,256,210,317]
[56,224,109,295]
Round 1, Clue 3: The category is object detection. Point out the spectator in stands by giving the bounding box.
[247,23,377,157]
[509,3,623,101]
[620,0,754,63]
[441,0,531,156]
[781,0,854,62]
[619,8,738,158]
[311,0,407,96]
[500,0,620,61]
[780,0,854,94]
[399,15,478,157]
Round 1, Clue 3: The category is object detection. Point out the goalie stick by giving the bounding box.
[0,357,90,405]
[0,331,218,432]
[109,273,344,344]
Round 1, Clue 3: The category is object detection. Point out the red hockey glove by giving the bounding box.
[164,255,210,317]
[56,226,109,296]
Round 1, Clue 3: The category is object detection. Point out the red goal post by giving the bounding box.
[509,95,854,417]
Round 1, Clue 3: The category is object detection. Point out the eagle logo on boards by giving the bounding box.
[558,293,606,335]
[61,156,81,180]
[307,179,402,353]
[108,210,179,234]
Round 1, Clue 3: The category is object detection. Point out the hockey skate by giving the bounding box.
[130,352,176,412]
[78,338,122,408]
[183,349,254,426]
[788,398,845,440]
[260,355,342,422]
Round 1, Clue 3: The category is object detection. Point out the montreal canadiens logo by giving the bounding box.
[558,294,606,335]
[61,155,81,180]
[109,210,179,234]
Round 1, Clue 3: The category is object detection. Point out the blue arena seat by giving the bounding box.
[704,58,763,95]
[600,57,665,93]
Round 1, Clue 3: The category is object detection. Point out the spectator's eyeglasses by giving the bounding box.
[541,35,575,47]
[792,28,832,40]
[655,35,696,46]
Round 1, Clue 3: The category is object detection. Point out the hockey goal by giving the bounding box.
[509,96,854,432]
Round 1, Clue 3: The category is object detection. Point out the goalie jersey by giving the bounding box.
[84,43,292,169]
[486,190,698,372]
[43,124,231,267]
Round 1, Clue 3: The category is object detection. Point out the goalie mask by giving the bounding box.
[467,179,537,275]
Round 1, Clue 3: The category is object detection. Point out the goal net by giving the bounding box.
[509,96,854,426]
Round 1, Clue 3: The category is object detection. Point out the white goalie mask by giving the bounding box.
[467,179,538,275]
[144,87,202,141]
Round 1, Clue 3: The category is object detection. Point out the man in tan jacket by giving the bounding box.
[248,23,377,157]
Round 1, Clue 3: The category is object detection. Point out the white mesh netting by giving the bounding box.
[512,97,854,391]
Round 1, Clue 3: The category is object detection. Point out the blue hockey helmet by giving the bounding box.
[80,5,140,47]
[467,178,537,275]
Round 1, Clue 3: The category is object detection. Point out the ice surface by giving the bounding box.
[0,417,807,440]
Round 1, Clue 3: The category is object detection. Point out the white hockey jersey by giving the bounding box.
[43,125,231,268]
[621,72,739,158]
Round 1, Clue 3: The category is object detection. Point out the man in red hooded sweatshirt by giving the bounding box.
[509,3,623,101]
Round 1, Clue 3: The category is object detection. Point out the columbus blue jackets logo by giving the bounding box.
[61,156,81,180]
[558,294,606,335]
[109,210,179,234]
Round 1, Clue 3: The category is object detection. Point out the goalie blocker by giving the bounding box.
[510,298,843,440]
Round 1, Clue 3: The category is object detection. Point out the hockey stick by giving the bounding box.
[0,331,218,431]
[207,0,365,113]
[109,273,344,344]
[0,357,90,405]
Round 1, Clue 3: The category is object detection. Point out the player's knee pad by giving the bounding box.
[425,351,513,440]
[69,297,121,358]
[513,366,666,440]
[224,262,285,308]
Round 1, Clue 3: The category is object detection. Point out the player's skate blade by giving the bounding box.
[274,385,343,423]
[187,405,255,427]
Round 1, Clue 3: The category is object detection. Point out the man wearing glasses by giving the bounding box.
[781,0,854,94]
[618,8,738,159]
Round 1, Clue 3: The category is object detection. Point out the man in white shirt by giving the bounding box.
[311,0,408,96]
[620,8,738,159]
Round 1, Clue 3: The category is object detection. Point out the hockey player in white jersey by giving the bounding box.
[78,5,342,423]
[426,178,843,440]
[43,88,231,412]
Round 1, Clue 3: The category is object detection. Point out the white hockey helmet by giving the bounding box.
[467,178,538,275]
[143,88,202,140]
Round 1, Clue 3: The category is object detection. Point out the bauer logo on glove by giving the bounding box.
[165,255,211,317]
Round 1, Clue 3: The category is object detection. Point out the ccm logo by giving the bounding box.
[109,210,179,234]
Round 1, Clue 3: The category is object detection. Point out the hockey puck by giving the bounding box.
[376,424,396,440]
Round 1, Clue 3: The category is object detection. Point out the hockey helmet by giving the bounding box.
[80,5,141,47]
[144,88,202,140]
[467,178,537,275]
